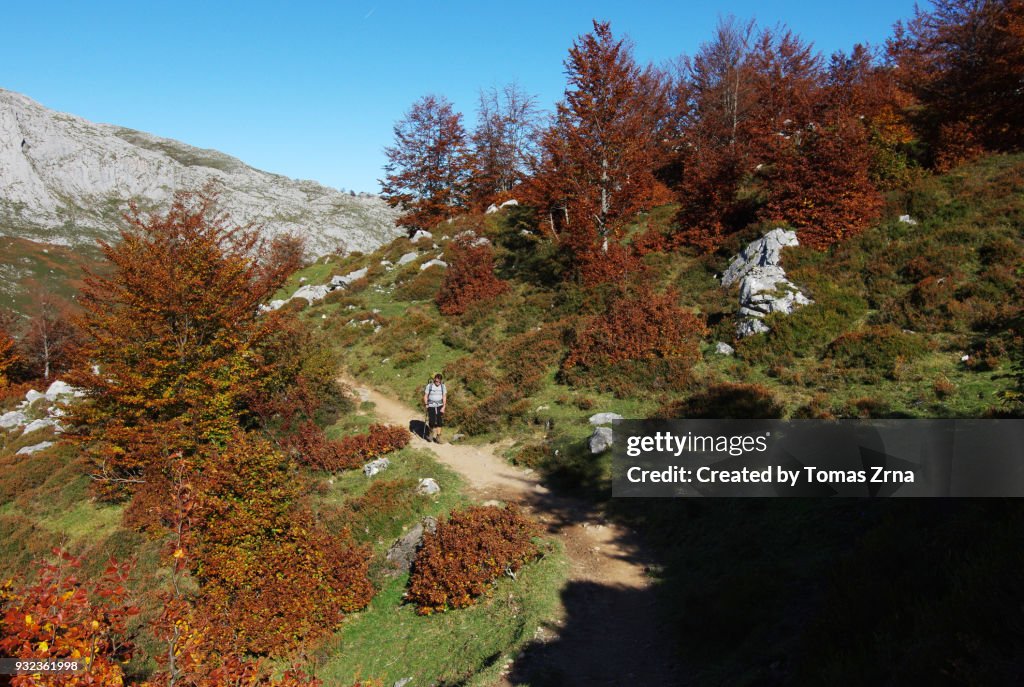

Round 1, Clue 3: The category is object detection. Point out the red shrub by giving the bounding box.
[289,423,409,472]
[436,235,509,315]
[190,433,373,656]
[407,505,541,615]
[564,288,706,370]
[332,424,411,470]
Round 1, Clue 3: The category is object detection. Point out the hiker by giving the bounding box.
[423,373,447,443]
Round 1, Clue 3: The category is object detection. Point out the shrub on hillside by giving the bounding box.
[191,433,373,655]
[333,424,410,470]
[445,356,500,399]
[657,383,785,419]
[436,236,510,316]
[497,322,567,394]
[736,285,868,363]
[288,423,408,472]
[563,288,706,371]
[824,326,929,370]
[407,505,540,615]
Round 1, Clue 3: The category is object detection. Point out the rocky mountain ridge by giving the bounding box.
[0,88,402,254]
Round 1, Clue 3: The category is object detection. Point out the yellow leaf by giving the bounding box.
[91,620,100,630]
[37,640,49,652]
[24,613,32,625]
[173,548,185,559]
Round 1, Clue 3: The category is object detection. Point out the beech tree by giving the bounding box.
[470,82,543,205]
[533,21,671,282]
[0,327,16,388]
[68,187,290,498]
[381,94,472,232]
[19,290,77,381]
[890,0,1024,166]
[672,17,758,250]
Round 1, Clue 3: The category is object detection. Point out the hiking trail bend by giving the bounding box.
[340,375,683,686]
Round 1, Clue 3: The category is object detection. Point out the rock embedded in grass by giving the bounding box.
[589,427,614,454]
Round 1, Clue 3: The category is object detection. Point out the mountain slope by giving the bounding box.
[0,88,402,254]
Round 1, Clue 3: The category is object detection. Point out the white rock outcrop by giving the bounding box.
[330,267,368,287]
[0,411,27,429]
[416,478,440,495]
[420,259,447,271]
[722,229,812,337]
[0,89,402,255]
[44,380,76,401]
[17,441,54,455]
[715,342,736,356]
[22,418,57,435]
[363,457,390,478]
[589,412,623,426]
[410,230,432,243]
[397,252,418,266]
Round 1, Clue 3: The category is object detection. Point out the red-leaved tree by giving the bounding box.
[67,187,290,500]
[436,235,510,315]
[381,94,472,232]
[469,83,543,207]
[890,0,1024,167]
[531,21,671,283]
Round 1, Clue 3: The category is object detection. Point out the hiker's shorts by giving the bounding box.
[427,406,444,428]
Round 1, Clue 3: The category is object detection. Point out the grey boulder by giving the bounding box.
[363,457,390,477]
[589,427,614,454]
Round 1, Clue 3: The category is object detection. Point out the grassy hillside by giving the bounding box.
[283,155,1022,484]
[275,153,1023,684]
[0,235,100,313]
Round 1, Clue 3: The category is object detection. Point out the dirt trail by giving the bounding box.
[342,376,684,686]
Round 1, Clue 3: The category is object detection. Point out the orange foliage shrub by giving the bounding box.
[333,424,410,470]
[407,505,541,615]
[436,235,509,315]
[190,433,373,656]
[563,288,706,370]
[0,550,138,686]
[286,423,409,472]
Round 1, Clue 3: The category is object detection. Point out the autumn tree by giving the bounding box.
[263,231,308,280]
[436,234,510,315]
[671,16,759,250]
[67,188,291,498]
[825,44,916,189]
[890,0,1024,168]
[0,327,16,388]
[533,21,671,282]
[747,29,883,247]
[19,290,78,381]
[469,82,543,206]
[381,95,472,232]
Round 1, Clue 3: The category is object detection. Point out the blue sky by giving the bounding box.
[2,1,919,193]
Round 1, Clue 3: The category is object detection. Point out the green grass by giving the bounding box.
[313,538,567,687]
